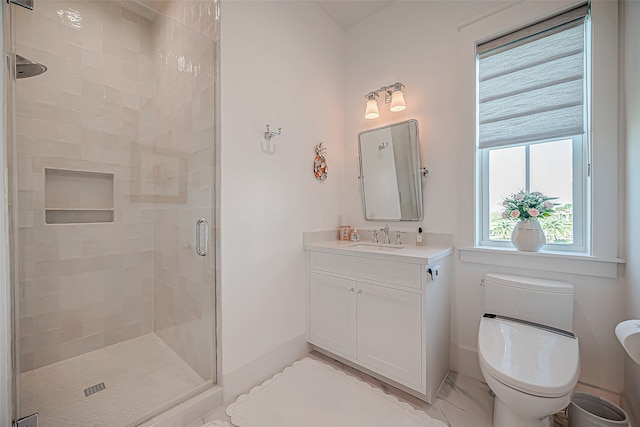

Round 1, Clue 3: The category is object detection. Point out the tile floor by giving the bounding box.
[18,346,623,427]
[20,334,207,427]
[187,352,577,427]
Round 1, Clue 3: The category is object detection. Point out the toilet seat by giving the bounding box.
[478,315,580,398]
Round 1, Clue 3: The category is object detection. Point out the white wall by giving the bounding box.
[623,0,640,422]
[344,0,625,393]
[343,1,504,234]
[220,1,345,401]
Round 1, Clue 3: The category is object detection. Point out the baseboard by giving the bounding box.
[450,343,483,382]
[574,382,623,406]
[621,394,638,427]
[222,334,310,404]
[449,343,629,403]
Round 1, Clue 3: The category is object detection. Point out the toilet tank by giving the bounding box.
[484,273,574,332]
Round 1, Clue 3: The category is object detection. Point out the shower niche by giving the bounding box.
[44,168,114,224]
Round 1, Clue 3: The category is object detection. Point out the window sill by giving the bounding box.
[458,246,625,278]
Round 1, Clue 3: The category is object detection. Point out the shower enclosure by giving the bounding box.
[5,0,218,425]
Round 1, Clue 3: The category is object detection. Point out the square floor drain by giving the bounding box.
[84,382,105,397]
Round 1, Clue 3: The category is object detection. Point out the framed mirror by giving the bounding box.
[358,119,423,221]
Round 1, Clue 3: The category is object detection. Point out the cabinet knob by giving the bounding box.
[348,287,355,293]
[357,289,363,295]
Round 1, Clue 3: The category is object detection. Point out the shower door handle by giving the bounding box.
[196,218,209,257]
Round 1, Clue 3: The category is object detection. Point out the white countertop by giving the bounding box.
[304,239,453,265]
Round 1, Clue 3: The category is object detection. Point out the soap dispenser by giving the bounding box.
[416,227,424,246]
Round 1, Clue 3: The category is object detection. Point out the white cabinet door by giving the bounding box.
[356,281,423,389]
[308,272,357,359]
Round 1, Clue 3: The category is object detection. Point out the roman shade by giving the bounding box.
[477,5,589,149]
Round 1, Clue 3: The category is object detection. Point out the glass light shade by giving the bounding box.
[390,90,406,112]
[365,98,380,119]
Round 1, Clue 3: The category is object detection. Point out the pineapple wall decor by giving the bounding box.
[314,142,328,181]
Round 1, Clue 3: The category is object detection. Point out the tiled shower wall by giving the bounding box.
[14,0,217,376]
[15,1,156,372]
[148,3,216,381]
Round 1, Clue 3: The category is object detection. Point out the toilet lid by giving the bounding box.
[478,316,580,397]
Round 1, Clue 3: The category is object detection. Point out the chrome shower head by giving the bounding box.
[15,54,47,79]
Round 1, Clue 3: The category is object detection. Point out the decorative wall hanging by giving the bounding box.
[314,142,328,181]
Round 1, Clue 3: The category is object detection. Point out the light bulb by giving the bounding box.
[365,98,379,119]
[390,89,406,112]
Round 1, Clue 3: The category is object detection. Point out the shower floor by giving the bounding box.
[19,334,207,427]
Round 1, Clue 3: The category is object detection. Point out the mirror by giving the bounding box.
[358,119,423,221]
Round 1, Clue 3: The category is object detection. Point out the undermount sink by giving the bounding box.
[348,243,405,251]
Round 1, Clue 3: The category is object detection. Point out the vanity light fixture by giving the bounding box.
[363,82,406,119]
[364,92,380,119]
[389,83,406,112]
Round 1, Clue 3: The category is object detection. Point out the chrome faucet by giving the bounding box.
[381,224,391,244]
[369,229,379,243]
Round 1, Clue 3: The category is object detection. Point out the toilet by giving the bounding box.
[478,273,580,427]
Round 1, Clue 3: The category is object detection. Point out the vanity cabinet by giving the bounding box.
[309,273,423,388]
[308,272,357,359]
[306,245,451,403]
[356,281,423,388]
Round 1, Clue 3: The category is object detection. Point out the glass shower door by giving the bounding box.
[8,1,217,425]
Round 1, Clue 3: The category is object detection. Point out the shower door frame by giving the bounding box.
[1,0,17,425]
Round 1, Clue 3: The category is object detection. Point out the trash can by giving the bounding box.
[568,392,628,427]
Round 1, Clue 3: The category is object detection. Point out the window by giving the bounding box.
[476,5,590,252]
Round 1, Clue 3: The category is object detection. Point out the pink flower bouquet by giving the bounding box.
[501,190,556,222]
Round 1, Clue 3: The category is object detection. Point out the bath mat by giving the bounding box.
[226,358,447,427]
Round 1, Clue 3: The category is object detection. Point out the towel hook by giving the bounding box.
[265,124,282,141]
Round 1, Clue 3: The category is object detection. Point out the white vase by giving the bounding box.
[511,220,546,252]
